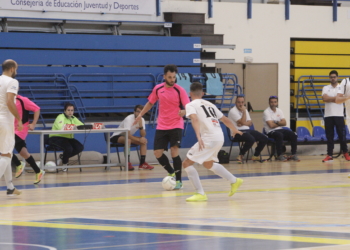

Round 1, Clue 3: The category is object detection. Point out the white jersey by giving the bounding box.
[337,78,350,130]
[111,114,145,138]
[228,106,251,130]
[322,84,344,117]
[263,107,285,134]
[186,99,224,142]
[0,75,19,123]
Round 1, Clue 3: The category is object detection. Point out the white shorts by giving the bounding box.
[0,122,15,155]
[187,140,223,164]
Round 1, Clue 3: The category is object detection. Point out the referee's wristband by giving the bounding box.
[139,127,144,130]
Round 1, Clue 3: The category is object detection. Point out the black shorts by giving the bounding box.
[110,135,122,143]
[14,134,27,153]
[154,129,182,151]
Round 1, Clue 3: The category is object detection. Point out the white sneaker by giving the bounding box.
[62,163,68,172]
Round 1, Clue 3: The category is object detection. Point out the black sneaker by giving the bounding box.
[7,188,22,196]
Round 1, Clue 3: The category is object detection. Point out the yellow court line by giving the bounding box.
[1,183,349,208]
[0,221,349,245]
[66,237,214,250]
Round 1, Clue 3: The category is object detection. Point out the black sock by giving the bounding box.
[157,154,174,174]
[172,156,182,182]
[26,155,41,174]
[140,155,146,165]
[12,154,21,167]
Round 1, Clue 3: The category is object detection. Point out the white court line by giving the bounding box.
[0,243,57,249]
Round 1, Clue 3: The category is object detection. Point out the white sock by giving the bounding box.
[184,165,205,195]
[0,156,14,190]
[210,163,237,184]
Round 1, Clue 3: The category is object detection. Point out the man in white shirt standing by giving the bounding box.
[228,96,268,163]
[182,82,243,202]
[0,59,23,196]
[110,105,154,171]
[263,96,299,162]
[322,70,350,162]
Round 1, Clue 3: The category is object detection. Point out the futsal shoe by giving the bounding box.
[173,181,183,190]
[128,162,134,171]
[288,155,300,162]
[168,172,175,177]
[229,178,243,197]
[277,155,288,162]
[56,154,63,166]
[344,152,350,161]
[186,193,208,202]
[15,162,25,178]
[139,162,154,170]
[251,155,265,163]
[322,155,333,162]
[7,188,22,196]
[236,155,243,164]
[34,170,45,184]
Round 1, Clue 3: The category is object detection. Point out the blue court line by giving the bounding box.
[1,167,349,191]
[37,218,350,239]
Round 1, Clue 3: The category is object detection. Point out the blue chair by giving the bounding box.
[313,126,327,141]
[296,126,320,142]
[176,73,192,96]
[345,126,350,140]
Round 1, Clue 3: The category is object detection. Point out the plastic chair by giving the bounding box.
[227,124,257,163]
[103,132,140,170]
[345,126,350,140]
[296,126,320,142]
[312,126,327,141]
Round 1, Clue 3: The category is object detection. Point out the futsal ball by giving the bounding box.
[162,176,176,191]
[45,161,57,173]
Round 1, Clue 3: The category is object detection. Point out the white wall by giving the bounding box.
[161,1,350,124]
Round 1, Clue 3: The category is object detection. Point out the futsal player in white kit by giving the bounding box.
[183,82,244,201]
[0,59,23,196]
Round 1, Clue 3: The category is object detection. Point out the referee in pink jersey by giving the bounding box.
[134,64,190,190]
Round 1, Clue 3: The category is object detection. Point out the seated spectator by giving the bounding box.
[49,103,84,170]
[12,95,45,184]
[263,96,300,162]
[110,105,154,171]
[228,96,268,163]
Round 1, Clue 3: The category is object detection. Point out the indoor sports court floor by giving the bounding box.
[1,155,350,250]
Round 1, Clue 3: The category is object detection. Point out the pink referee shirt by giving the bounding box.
[148,83,190,130]
[15,95,40,140]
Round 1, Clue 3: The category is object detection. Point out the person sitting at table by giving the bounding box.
[48,103,84,171]
[110,104,154,171]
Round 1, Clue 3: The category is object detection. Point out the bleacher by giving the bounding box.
[0,32,203,126]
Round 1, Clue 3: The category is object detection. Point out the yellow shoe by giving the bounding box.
[229,178,243,197]
[251,156,265,162]
[34,170,45,184]
[15,163,25,178]
[237,155,243,164]
[186,193,208,202]
[168,172,175,177]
